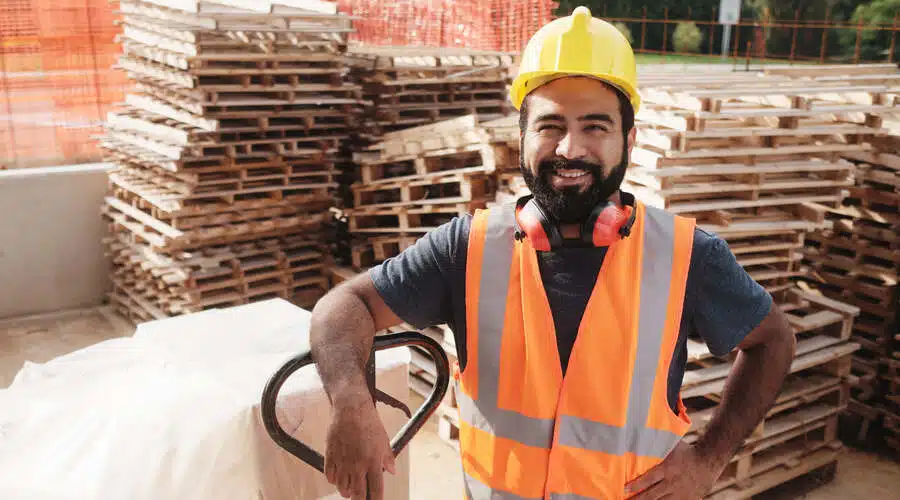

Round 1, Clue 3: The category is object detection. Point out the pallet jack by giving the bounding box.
[261,331,451,499]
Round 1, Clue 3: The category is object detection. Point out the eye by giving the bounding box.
[537,124,563,133]
[585,124,609,132]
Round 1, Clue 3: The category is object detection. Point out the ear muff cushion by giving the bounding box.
[591,204,630,247]
[516,199,557,251]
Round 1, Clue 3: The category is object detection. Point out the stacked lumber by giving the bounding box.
[329,47,519,219]
[682,288,859,499]
[344,46,517,138]
[801,135,900,447]
[884,322,900,452]
[749,64,900,451]
[340,113,519,270]
[100,0,360,322]
[626,65,897,302]
[328,113,519,442]
[619,64,900,496]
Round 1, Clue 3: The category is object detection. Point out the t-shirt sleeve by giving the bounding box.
[690,230,774,357]
[368,215,470,330]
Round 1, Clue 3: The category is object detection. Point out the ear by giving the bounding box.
[626,126,637,155]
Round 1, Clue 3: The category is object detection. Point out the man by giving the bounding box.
[309,6,796,500]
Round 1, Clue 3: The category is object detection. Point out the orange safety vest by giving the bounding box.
[453,199,695,499]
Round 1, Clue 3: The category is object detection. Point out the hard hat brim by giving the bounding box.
[510,70,641,113]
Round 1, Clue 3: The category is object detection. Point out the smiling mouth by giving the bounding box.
[554,169,590,179]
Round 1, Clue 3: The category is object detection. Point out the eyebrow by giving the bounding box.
[533,112,615,123]
[534,113,565,122]
[580,113,615,124]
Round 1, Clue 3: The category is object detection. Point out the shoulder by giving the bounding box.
[367,213,473,329]
[683,226,773,356]
[689,226,725,263]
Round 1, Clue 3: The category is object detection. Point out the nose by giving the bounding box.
[555,131,588,160]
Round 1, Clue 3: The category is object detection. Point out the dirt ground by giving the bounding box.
[2,306,898,498]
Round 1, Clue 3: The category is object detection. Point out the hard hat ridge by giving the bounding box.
[509,5,640,113]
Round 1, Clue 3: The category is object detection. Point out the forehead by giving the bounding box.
[525,77,621,119]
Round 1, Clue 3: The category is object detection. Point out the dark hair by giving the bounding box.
[518,80,635,136]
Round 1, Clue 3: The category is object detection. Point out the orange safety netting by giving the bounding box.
[337,0,557,52]
[1,0,127,168]
[1,0,556,169]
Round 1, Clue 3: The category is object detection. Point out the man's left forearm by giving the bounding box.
[693,308,796,470]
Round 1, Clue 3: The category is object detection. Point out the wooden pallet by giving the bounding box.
[345,202,483,234]
[101,1,357,319]
[105,230,330,315]
[351,171,494,209]
[628,68,894,245]
[339,113,518,270]
[345,46,516,136]
[102,194,330,252]
[350,234,420,270]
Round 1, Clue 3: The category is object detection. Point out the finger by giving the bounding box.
[368,463,385,500]
[338,471,353,498]
[624,464,666,496]
[325,456,334,484]
[383,452,397,475]
[350,469,368,500]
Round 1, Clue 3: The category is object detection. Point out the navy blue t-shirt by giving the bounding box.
[370,210,772,413]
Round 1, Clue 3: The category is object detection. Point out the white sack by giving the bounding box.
[0,299,412,500]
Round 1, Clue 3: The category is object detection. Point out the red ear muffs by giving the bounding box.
[514,193,637,251]
[515,197,561,252]
[584,202,633,247]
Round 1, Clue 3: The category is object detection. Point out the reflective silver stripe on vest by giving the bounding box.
[549,494,599,500]
[462,202,556,448]
[456,390,555,449]
[460,203,683,497]
[464,473,542,500]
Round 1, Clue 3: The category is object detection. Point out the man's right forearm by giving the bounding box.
[310,285,378,411]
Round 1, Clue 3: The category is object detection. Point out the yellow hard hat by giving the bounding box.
[509,5,640,113]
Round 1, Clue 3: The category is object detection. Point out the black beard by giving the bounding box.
[519,152,628,223]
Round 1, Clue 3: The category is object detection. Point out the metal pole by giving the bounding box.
[722,23,732,60]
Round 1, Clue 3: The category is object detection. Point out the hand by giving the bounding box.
[623,441,726,499]
[324,397,397,500]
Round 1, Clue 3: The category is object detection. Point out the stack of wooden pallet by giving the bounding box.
[626,66,896,301]
[100,0,360,322]
[744,64,900,452]
[327,113,519,440]
[340,113,518,270]
[617,64,900,496]
[344,46,517,138]
[677,287,858,498]
[886,322,900,453]
[801,134,900,448]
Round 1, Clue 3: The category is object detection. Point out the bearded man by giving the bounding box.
[307,7,796,500]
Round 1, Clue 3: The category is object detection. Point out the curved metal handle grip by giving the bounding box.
[260,331,451,474]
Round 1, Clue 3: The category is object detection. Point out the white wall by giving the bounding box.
[0,163,112,319]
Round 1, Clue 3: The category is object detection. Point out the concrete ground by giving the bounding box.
[2,306,899,499]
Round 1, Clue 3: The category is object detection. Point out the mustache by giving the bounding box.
[537,157,605,175]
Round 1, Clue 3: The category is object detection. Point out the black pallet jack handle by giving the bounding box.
[260,331,451,498]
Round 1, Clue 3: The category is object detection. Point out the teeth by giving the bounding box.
[557,170,588,179]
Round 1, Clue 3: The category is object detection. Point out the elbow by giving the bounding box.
[760,307,796,365]
[738,303,796,363]
[773,306,797,359]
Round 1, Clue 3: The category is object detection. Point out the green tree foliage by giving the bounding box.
[551,0,896,62]
[674,22,704,52]
[839,0,900,60]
